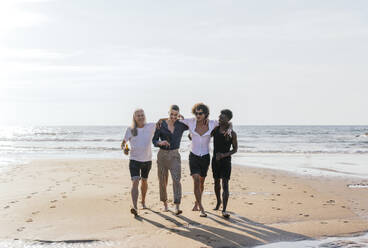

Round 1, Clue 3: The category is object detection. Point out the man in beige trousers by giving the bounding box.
[152,105,188,215]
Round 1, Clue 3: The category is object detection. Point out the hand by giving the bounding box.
[216,152,224,161]
[156,120,163,129]
[124,149,129,155]
[158,140,170,147]
[178,114,184,120]
[224,123,233,138]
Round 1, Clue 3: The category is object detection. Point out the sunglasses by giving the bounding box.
[195,112,204,116]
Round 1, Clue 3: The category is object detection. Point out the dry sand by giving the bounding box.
[0,159,367,247]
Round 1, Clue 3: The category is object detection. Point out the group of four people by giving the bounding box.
[121,103,238,218]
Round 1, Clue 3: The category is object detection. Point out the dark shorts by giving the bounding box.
[129,160,152,180]
[212,157,232,180]
[189,152,210,177]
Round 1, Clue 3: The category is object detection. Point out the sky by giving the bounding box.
[0,0,367,126]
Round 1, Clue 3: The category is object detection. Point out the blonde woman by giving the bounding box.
[121,109,156,216]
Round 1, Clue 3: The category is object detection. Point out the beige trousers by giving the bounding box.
[157,149,182,204]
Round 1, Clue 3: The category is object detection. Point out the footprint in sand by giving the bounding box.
[17,227,25,232]
[32,211,40,215]
[50,200,58,203]
[304,214,310,217]
[26,218,33,223]
[320,221,328,224]
[4,205,10,209]
[62,195,67,199]
[50,205,56,208]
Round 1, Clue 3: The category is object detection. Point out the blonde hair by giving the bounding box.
[131,108,145,136]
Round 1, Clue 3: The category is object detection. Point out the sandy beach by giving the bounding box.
[1,159,368,247]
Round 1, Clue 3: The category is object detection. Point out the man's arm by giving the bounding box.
[152,128,161,147]
[151,125,170,148]
[178,117,193,127]
[156,118,168,129]
[216,132,238,160]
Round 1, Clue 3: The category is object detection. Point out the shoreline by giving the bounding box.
[1,158,368,247]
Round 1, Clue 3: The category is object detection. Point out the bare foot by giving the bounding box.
[163,202,169,212]
[222,211,230,219]
[192,202,200,211]
[213,201,221,210]
[131,208,138,216]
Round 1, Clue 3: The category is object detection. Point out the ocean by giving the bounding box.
[1,125,368,177]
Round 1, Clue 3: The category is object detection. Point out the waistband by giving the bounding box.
[159,149,179,153]
[190,152,210,158]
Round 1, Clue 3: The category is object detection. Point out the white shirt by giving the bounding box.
[180,118,219,156]
[123,123,156,162]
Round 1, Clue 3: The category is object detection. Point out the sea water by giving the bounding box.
[1,125,368,177]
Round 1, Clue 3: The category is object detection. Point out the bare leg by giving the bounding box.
[141,178,148,209]
[192,174,200,211]
[131,179,139,215]
[213,178,221,210]
[193,174,206,216]
[200,176,205,194]
[193,176,206,210]
[222,178,230,218]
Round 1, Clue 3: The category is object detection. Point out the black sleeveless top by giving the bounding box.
[212,127,232,155]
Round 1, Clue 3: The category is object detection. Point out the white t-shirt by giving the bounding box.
[180,118,219,156]
[123,123,156,162]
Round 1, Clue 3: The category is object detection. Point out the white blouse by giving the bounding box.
[180,118,218,156]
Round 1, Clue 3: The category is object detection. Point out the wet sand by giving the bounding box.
[0,159,368,247]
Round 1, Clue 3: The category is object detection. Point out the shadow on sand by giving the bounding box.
[137,209,310,247]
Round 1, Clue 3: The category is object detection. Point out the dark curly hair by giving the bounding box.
[192,103,209,119]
